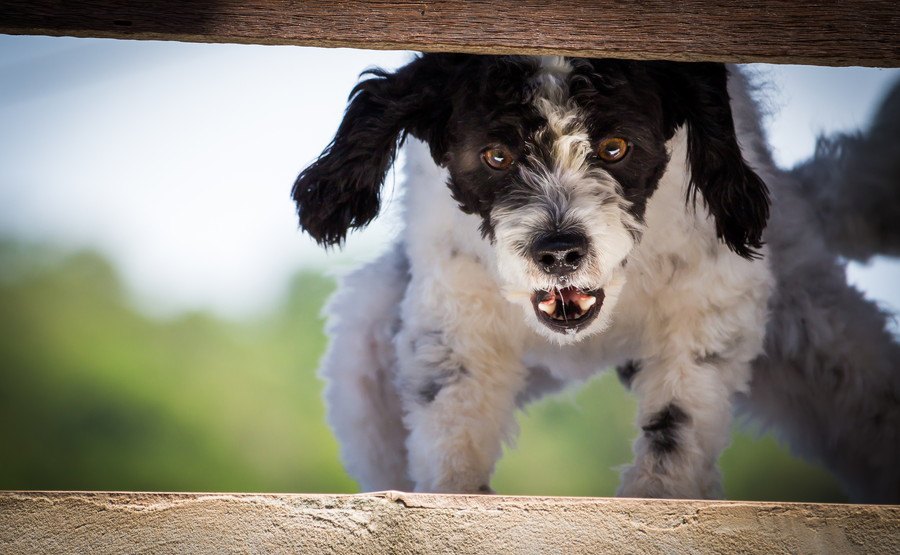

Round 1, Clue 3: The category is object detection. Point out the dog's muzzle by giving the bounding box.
[527,231,603,333]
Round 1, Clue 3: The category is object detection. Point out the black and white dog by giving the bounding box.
[293,54,900,502]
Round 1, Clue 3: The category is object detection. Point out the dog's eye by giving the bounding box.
[597,137,630,163]
[482,147,514,171]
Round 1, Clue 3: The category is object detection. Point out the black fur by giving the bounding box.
[418,380,444,404]
[292,54,467,246]
[417,365,468,405]
[649,62,770,259]
[293,55,769,258]
[440,56,545,239]
[642,403,690,454]
[616,360,642,389]
[568,59,673,222]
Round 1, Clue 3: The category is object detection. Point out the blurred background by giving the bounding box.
[1,35,897,501]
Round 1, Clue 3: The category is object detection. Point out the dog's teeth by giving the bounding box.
[577,296,597,311]
[538,299,557,315]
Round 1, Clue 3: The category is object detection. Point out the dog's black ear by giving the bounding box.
[292,54,458,247]
[653,62,770,259]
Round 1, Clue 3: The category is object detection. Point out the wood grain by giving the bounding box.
[1,1,898,67]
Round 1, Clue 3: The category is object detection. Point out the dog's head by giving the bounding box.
[293,54,769,342]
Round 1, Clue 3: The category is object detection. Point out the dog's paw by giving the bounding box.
[418,484,497,494]
[617,464,719,499]
[616,471,666,499]
[413,480,496,494]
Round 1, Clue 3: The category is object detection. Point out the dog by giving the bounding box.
[292,54,900,502]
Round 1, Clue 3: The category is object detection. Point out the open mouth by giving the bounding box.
[531,286,604,333]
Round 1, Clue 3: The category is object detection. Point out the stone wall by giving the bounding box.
[1,491,897,554]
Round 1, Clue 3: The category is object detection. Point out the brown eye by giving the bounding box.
[482,146,514,170]
[597,137,629,163]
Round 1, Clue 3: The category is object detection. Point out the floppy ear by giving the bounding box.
[292,54,457,247]
[654,62,770,259]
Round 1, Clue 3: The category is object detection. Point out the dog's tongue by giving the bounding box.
[562,288,593,304]
[540,287,593,304]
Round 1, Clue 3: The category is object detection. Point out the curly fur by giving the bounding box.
[790,79,900,261]
[293,54,899,502]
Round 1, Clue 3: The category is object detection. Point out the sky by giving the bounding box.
[0,35,898,320]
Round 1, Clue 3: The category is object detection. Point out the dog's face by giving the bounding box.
[293,54,768,342]
[439,57,671,340]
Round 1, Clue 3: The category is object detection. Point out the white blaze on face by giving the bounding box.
[532,57,593,174]
[493,56,643,342]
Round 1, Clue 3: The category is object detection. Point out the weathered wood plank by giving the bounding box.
[1,1,898,67]
[1,491,899,554]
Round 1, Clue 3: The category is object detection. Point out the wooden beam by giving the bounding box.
[1,1,898,67]
[2,491,899,553]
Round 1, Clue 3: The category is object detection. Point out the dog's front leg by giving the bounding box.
[617,356,742,499]
[396,301,526,493]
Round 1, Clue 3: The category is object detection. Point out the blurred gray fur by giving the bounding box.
[734,73,900,502]
[791,78,900,261]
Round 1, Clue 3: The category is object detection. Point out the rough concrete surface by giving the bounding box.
[0,491,898,554]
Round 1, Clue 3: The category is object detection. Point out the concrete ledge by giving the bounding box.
[1,491,898,554]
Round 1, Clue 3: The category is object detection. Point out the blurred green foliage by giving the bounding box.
[0,240,845,501]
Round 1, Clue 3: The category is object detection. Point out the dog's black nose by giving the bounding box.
[531,232,588,275]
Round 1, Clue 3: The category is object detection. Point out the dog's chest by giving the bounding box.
[520,292,647,381]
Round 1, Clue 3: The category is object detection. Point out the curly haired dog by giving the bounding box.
[292,54,900,502]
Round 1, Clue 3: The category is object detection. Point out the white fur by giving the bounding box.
[496,58,640,342]
[317,64,899,500]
